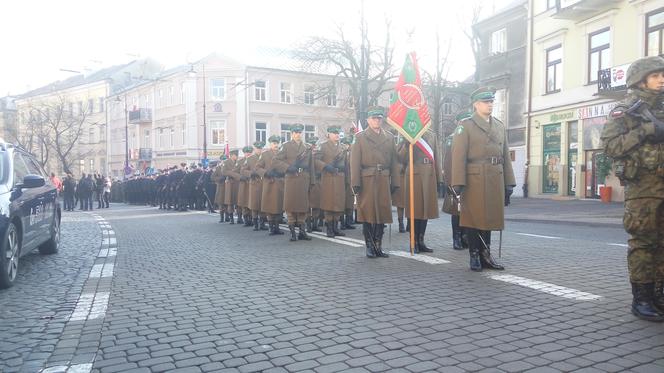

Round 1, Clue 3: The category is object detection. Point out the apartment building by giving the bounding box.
[526,0,663,201]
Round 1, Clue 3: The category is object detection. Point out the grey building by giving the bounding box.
[0,97,17,141]
[472,0,528,196]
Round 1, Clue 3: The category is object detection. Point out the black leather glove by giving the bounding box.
[390,186,399,195]
[286,165,298,174]
[505,186,514,206]
[323,164,337,173]
[452,185,464,196]
[352,185,361,195]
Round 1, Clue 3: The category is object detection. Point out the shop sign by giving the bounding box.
[549,111,575,123]
[577,102,617,120]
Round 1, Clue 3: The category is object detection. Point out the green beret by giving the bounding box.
[242,146,254,153]
[229,149,239,155]
[306,136,318,145]
[455,112,472,122]
[253,141,265,148]
[327,125,341,134]
[268,135,281,143]
[290,123,304,132]
[471,87,496,102]
[367,106,385,118]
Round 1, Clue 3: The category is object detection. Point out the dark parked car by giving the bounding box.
[0,142,61,289]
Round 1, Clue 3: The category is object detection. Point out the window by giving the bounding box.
[169,86,174,106]
[88,99,94,114]
[143,94,150,108]
[546,0,556,10]
[493,89,507,122]
[588,28,610,84]
[442,102,453,115]
[304,125,316,142]
[280,82,292,103]
[255,80,266,101]
[89,159,94,173]
[211,79,226,100]
[326,89,337,107]
[210,120,226,145]
[348,95,355,109]
[546,45,562,93]
[490,28,506,55]
[158,128,165,148]
[130,131,136,150]
[12,153,29,186]
[646,8,664,56]
[304,86,315,105]
[180,82,186,104]
[181,123,186,146]
[89,128,95,143]
[98,97,104,112]
[170,128,175,148]
[255,122,267,143]
[158,89,164,107]
[280,124,291,142]
[144,129,151,148]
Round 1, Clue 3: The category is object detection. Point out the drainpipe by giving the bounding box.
[523,0,534,198]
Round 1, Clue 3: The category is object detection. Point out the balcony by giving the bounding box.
[128,108,152,124]
[597,62,631,98]
[553,0,622,21]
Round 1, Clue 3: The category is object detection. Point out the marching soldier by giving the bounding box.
[273,123,314,242]
[256,135,285,235]
[307,136,323,233]
[247,141,268,231]
[451,87,516,271]
[213,156,226,222]
[398,129,442,253]
[224,149,240,224]
[350,107,400,258]
[315,126,347,237]
[600,56,664,321]
[442,112,472,250]
[238,146,254,226]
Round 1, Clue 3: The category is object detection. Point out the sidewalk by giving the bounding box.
[504,197,623,227]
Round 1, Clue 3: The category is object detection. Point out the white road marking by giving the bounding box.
[105,211,207,220]
[67,363,93,373]
[515,233,561,239]
[387,250,450,264]
[278,225,362,247]
[103,237,117,246]
[69,292,110,321]
[89,262,114,278]
[308,231,365,245]
[97,248,117,258]
[488,274,601,301]
[608,243,628,247]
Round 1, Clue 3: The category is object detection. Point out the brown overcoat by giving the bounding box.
[212,163,225,206]
[309,150,321,209]
[236,157,251,208]
[244,154,262,212]
[273,140,312,213]
[451,113,516,230]
[223,159,239,206]
[315,140,346,212]
[350,128,400,224]
[441,134,459,215]
[255,150,284,215]
[398,131,442,220]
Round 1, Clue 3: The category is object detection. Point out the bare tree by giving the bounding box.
[422,32,454,139]
[461,1,484,83]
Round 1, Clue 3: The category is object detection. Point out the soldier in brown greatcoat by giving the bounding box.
[237,146,254,226]
[212,156,226,223]
[340,135,356,230]
[315,126,347,237]
[223,149,240,224]
[273,123,314,242]
[306,136,323,233]
[247,141,267,231]
[451,87,516,271]
[256,135,285,235]
[398,129,442,253]
[350,107,401,258]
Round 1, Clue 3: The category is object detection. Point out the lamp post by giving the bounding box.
[189,64,207,167]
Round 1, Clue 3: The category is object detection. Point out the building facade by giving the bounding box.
[526,0,663,201]
[0,97,17,142]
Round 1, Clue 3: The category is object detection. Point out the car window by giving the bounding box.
[12,152,29,186]
[23,154,45,177]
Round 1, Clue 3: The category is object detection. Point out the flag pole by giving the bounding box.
[409,143,415,255]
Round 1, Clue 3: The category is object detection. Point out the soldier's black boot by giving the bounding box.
[306,218,313,233]
[363,223,376,258]
[253,217,260,231]
[469,246,482,271]
[653,281,664,312]
[298,224,312,241]
[244,215,253,227]
[345,214,356,229]
[374,224,389,258]
[479,247,504,270]
[259,217,268,231]
[405,218,410,232]
[398,217,406,233]
[452,230,464,250]
[219,211,224,223]
[631,283,664,322]
[417,220,433,253]
[288,225,297,241]
[312,217,322,232]
[228,212,235,224]
[326,221,335,237]
[333,219,346,237]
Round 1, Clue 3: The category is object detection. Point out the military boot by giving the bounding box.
[398,217,406,233]
[479,247,504,270]
[417,220,433,253]
[452,229,464,250]
[253,217,260,231]
[631,283,664,322]
[325,221,335,238]
[236,214,244,225]
[259,217,268,231]
[363,223,377,258]
[288,225,297,241]
[654,281,664,312]
[298,224,312,241]
[374,224,389,258]
[312,217,322,232]
[306,218,313,233]
[228,212,235,224]
[344,214,356,229]
[219,212,224,223]
[469,246,482,271]
[244,215,253,227]
[333,219,346,237]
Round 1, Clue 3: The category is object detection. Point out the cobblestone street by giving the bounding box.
[1,200,664,372]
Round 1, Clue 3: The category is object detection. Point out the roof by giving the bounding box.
[474,0,527,27]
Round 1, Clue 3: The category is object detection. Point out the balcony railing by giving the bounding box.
[597,63,630,97]
[128,108,152,124]
[553,0,622,21]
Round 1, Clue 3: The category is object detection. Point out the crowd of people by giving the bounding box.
[50,172,112,211]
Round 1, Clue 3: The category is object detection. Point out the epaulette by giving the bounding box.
[454,124,465,135]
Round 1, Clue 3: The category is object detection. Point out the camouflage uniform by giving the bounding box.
[600,56,664,321]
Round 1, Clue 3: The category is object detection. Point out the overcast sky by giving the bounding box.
[1,0,513,96]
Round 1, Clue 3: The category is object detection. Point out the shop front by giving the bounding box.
[577,103,619,199]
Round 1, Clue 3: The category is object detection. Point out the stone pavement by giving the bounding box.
[504,197,623,227]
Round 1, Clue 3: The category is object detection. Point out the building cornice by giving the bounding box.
[534,28,569,44]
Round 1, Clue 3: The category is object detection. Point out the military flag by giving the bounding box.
[387,52,431,143]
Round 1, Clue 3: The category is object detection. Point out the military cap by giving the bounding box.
[455,112,472,122]
[268,135,281,143]
[471,87,496,102]
[306,136,318,145]
[253,141,265,148]
[290,123,304,132]
[326,125,341,134]
[367,106,385,118]
[229,149,239,155]
[242,145,254,153]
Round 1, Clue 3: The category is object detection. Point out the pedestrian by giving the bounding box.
[103,176,111,208]
[315,126,347,237]
[273,123,313,242]
[62,173,76,211]
[86,174,95,210]
[451,87,516,271]
[397,128,442,253]
[600,56,664,322]
[442,112,473,250]
[350,106,401,258]
[49,172,62,195]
